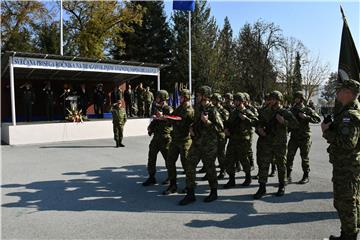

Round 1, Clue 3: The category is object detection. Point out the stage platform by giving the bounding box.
[1,118,151,145]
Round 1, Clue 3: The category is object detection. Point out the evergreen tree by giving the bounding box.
[321,72,337,103]
[35,21,60,55]
[292,51,302,95]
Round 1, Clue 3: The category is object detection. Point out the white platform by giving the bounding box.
[1,118,151,145]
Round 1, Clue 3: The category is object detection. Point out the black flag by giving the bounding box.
[338,6,360,82]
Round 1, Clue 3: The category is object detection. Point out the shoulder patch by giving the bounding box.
[343,117,351,123]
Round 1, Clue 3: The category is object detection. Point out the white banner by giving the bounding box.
[12,57,159,76]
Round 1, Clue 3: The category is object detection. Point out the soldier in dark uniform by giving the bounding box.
[78,83,89,116]
[179,86,223,205]
[94,83,106,118]
[144,87,154,118]
[254,91,298,199]
[143,90,173,186]
[136,83,146,117]
[43,81,54,121]
[163,89,194,195]
[21,82,35,122]
[124,84,134,117]
[223,92,258,189]
[322,79,360,240]
[287,91,321,184]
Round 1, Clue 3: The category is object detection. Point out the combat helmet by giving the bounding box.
[156,90,169,101]
[198,85,212,98]
[211,93,222,102]
[233,92,246,102]
[270,90,283,102]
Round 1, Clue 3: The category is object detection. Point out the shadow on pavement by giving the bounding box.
[1,165,337,229]
[39,146,115,149]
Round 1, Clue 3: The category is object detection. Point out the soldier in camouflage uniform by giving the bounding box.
[223,92,258,189]
[136,83,146,117]
[143,90,173,186]
[243,92,258,171]
[111,100,127,147]
[163,89,194,195]
[144,87,154,118]
[254,91,298,199]
[322,79,360,240]
[287,91,321,184]
[179,86,224,205]
[211,93,230,179]
[223,93,235,113]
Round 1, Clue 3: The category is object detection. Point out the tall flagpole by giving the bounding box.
[60,0,63,55]
[188,11,192,95]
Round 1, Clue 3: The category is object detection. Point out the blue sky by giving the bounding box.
[164,1,360,73]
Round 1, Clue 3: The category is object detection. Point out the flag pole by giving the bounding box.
[188,10,192,94]
[60,0,63,56]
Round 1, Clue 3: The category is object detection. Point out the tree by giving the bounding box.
[1,1,49,52]
[63,1,144,58]
[113,1,174,90]
[212,17,236,92]
[321,72,338,104]
[302,55,330,102]
[35,21,60,54]
[292,51,302,94]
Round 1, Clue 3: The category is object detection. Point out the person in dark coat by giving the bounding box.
[124,84,134,117]
[94,83,106,118]
[21,82,35,122]
[78,83,89,116]
[43,81,54,121]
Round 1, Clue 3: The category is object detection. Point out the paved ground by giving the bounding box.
[2,125,338,239]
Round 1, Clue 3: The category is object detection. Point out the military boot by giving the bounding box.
[329,231,357,240]
[276,183,285,197]
[253,183,266,199]
[142,175,157,186]
[162,180,177,195]
[217,170,225,180]
[204,188,218,202]
[242,172,252,186]
[179,188,196,205]
[297,172,309,184]
[119,143,125,147]
[115,141,119,148]
[235,161,242,172]
[287,169,292,184]
[223,175,236,189]
[269,163,276,177]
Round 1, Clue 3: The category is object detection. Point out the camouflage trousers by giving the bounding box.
[167,138,192,182]
[248,131,255,167]
[333,168,360,234]
[113,124,124,144]
[225,138,251,176]
[287,136,311,173]
[217,134,227,171]
[186,141,218,189]
[258,143,287,184]
[147,136,171,176]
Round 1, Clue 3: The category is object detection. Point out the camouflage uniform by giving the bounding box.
[143,90,173,186]
[244,92,259,170]
[212,93,230,177]
[287,92,321,183]
[323,80,360,240]
[224,92,258,188]
[163,89,194,195]
[254,91,298,199]
[179,86,223,205]
[111,104,127,147]
[144,89,154,118]
[136,86,146,117]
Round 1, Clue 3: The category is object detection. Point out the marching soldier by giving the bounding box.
[243,92,258,170]
[143,90,173,186]
[211,93,229,179]
[179,86,223,205]
[223,92,258,189]
[163,89,194,195]
[254,91,298,199]
[322,79,360,240]
[287,91,321,184]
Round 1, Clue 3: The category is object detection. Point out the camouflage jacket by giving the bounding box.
[223,102,235,114]
[258,106,298,145]
[323,99,360,173]
[289,103,321,139]
[214,104,229,139]
[111,106,127,126]
[192,102,224,145]
[171,102,194,141]
[246,104,259,117]
[144,91,154,103]
[225,107,258,141]
[148,104,173,138]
